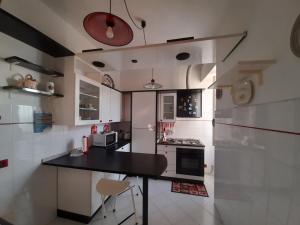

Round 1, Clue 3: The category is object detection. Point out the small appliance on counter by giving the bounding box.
[93,131,118,147]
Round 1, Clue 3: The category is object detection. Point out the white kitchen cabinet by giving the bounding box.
[53,56,103,126]
[159,92,176,122]
[100,85,122,123]
[57,144,130,217]
[100,85,111,123]
[58,168,105,216]
[110,88,122,122]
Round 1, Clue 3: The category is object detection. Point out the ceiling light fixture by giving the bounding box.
[83,0,133,46]
[144,68,162,89]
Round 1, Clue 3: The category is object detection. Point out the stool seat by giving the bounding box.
[96,178,130,196]
[96,178,138,224]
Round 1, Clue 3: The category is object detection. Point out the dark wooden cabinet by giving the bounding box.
[176,90,202,118]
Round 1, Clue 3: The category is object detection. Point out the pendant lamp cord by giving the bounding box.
[109,0,112,14]
[152,68,154,79]
[124,0,147,45]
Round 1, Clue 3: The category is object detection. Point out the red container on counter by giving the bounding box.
[91,124,97,134]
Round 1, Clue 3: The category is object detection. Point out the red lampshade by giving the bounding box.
[83,12,133,46]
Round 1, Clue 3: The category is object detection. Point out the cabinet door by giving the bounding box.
[110,89,122,123]
[160,93,176,122]
[100,85,111,123]
[75,74,101,126]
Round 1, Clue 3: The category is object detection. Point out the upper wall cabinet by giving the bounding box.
[53,56,103,126]
[100,85,122,123]
[159,92,177,122]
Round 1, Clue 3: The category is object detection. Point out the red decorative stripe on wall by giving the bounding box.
[216,122,300,136]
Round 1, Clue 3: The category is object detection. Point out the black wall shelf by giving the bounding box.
[2,86,64,97]
[4,56,64,77]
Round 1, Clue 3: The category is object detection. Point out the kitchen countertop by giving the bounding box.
[93,139,131,151]
[157,138,205,148]
[42,147,167,178]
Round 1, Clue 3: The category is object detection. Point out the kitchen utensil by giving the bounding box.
[23,74,37,89]
[290,13,300,57]
[46,81,55,94]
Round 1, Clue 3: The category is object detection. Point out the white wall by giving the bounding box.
[214,0,300,225]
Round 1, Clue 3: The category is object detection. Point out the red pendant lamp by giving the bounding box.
[83,0,133,46]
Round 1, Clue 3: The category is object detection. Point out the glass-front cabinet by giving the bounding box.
[75,74,101,125]
[159,92,176,122]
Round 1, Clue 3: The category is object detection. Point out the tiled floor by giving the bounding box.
[49,175,222,225]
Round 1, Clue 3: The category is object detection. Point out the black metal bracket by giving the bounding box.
[222,31,248,62]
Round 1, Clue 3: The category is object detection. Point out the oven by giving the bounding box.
[176,148,204,177]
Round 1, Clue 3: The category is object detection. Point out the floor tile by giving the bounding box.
[49,176,216,225]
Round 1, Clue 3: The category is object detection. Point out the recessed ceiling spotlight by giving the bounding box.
[131,59,138,63]
[176,52,190,61]
[92,61,105,68]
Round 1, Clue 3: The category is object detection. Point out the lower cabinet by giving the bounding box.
[58,144,130,218]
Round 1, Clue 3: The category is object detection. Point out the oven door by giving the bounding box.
[176,148,204,176]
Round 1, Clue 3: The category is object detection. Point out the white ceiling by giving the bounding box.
[41,0,236,51]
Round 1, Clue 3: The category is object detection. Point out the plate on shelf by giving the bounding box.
[102,74,115,88]
[291,13,300,57]
[232,80,254,105]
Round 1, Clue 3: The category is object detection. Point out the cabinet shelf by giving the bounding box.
[209,59,276,89]
[2,86,64,97]
[4,56,64,77]
[80,92,99,99]
[79,107,98,111]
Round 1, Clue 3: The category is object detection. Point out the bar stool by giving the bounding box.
[96,178,138,225]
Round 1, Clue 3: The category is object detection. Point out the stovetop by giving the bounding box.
[158,138,205,147]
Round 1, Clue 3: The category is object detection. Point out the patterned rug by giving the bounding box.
[171,181,209,197]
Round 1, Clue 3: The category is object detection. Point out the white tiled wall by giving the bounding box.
[0,36,92,225]
[214,99,300,225]
[214,0,300,224]
[0,102,91,225]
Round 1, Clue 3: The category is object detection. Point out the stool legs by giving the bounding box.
[130,187,138,224]
[113,195,117,212]
[101,195,107,218]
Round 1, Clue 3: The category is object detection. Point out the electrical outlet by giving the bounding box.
[0,159,8,168]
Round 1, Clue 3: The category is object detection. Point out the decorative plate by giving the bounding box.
[232,80,254,105]
[102,74,115,88]
[290,13,300,57]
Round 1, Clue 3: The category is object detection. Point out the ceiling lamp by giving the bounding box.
[83,0,133,46]
[144,68,162,89]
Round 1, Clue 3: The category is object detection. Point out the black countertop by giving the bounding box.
[94,139,131,151]
[43,147,167,178]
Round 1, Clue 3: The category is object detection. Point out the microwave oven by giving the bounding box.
[93,131,118,147]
